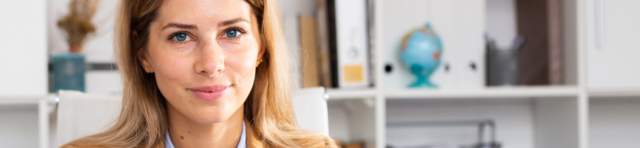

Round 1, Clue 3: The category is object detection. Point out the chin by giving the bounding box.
[190,105,237,124]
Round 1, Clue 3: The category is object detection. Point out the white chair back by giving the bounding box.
[291,87,329,135]
[55,90,121,147]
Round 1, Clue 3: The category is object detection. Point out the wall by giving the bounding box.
[486,0,517,48]
[0,0,48,97]
[47,0,118,62]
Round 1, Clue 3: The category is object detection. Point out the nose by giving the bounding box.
[194,40,225,77]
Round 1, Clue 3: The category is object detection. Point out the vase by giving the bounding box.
[52,53,86,92]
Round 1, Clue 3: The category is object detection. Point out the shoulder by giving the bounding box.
[246,126,336,148]
[244,118,337,148]
[61,144,165,148]
[61,145,106,148]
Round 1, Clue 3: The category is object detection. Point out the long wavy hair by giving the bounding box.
[62,0,336,147]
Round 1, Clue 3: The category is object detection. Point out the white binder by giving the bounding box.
[333,0,371,89]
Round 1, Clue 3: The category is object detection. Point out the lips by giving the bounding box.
[188,85,230,101]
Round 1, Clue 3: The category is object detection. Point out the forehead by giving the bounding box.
[156,0,252,26]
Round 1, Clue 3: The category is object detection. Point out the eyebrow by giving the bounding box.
[160,18,249,30]
[161,23,197,30]
[218,17,250,27]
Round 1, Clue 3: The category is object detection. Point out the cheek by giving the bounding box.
[227,50,257,83]
[148,44,193,97]
[223,37,260,77]
[157,57,191,85]
[225,42,260,90]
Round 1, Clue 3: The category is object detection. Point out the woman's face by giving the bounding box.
[141,0,263,124]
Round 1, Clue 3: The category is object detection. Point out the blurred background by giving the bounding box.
[1,0,639,148]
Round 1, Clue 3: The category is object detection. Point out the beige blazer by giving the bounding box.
[62,118,330,148]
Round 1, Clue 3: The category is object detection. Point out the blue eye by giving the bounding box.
[174,33,188,41]
[225,30,239,38]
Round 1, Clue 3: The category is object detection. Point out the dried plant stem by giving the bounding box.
[57,0,101,53]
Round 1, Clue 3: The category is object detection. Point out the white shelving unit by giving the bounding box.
[323,0,640,148]
[327,86,589,148]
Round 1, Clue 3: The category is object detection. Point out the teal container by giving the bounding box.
[52,54,86,92]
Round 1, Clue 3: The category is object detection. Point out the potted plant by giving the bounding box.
[52,0,101,92]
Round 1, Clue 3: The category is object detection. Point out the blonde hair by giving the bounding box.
[62,0,336,147]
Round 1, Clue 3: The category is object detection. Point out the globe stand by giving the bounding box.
[409,65,437,88]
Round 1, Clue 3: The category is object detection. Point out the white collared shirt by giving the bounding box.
[165,121,246,148]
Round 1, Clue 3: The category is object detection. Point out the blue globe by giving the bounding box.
[399,23,443,88]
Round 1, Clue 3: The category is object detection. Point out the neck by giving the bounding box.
[167,104,244,148]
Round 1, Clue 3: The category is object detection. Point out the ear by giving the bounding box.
[257,39,266,62]
[138,48,154,73]
[134,31,154,73]
[138,50,154,73]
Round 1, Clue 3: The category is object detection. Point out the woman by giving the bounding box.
[62,0,337,147]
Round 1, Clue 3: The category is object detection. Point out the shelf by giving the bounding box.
[327,86,581,100]
[0,96,44,105]
[0,94,57,105]
[327,89,376,100]
[589,88,640,98]
[384,86,580,99]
